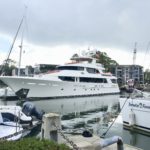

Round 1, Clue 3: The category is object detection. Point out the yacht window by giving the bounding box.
[80,77,107,83]
[80,77,89,82]
[58,76,75,82]
[78,67,84,71]
[111,79,117,83]
[97,78,104,83]
[86,68,99,74]
[1,113,17,122]
[57,66,84,71]
[103,78,108,83]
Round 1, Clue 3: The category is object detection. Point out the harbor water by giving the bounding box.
[0,95,149,150]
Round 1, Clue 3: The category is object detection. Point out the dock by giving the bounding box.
[62,135,142,150]
[41,113,143,150]
[103,144,142,150]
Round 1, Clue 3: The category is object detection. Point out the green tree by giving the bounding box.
[144,69,150,84]
[0,59,16,76]
[93,51,118,72]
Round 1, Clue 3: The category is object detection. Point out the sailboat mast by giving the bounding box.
[18,26,24,76]
[0,16,24,75]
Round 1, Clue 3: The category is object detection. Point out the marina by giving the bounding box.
[0,94,149,150]
[0,0,150,149]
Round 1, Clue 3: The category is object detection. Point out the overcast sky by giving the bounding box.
[0,0,150,69]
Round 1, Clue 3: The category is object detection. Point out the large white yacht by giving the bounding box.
[0,51,119,99]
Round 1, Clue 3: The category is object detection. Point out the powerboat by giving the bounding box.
[119,89,150,134]
[0,122,24,141]
[0,105,32,141]
[0,51,119,99]
[0,102,44,140]
[0,105,32,128]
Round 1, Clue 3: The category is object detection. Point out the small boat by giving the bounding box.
[119,89,150,134]
[0,122,24,141]
[0,105,32,128]
[0,102,44,140]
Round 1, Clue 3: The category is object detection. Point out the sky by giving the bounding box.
[0,0,150,70]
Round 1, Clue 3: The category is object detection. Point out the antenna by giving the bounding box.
[133,42,137,65]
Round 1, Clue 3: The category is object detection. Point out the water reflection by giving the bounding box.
[0,95,150,150]
[0,95,119,136]
[104,122,150,150]
[33,95,119,115]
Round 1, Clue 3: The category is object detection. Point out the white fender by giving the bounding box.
[129,110,136,126]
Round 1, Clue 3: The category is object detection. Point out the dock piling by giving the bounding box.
[41,113,61,143]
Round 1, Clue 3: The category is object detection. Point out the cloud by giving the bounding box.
[0,0,150,68]
[0,0,150,49]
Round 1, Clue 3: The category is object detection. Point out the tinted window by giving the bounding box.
[2,113,17,122]
[80,77,107,83]
[111,79,117,83]
[103,78,108,83]
[57,66,84,71]
[86,68,99,74]
[59,76,75,82]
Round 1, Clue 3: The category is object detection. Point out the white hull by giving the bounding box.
[120,97,150,133]
[0,76,119,98]
[0,122,23,141]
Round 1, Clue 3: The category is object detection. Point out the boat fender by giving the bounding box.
[129,110,136,126]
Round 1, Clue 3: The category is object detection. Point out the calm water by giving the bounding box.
[0,95,150,150]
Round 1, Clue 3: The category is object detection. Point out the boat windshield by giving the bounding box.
[1,113,17,122]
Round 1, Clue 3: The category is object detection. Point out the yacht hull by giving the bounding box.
[0,76,120,99]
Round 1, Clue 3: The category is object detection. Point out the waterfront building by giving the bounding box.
[110,65,144,86]
[34,64,58,74]
[12,66,34,76]
[12,64,58,76]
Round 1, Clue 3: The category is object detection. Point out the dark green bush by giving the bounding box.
[0,138,70,150]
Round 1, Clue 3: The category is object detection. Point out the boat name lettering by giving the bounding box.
[129,102,150,109]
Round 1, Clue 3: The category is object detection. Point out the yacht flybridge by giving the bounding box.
[0,51,119,99]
